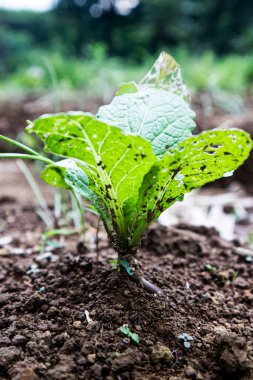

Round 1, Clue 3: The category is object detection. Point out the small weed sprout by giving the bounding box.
[119,324,140,344]
[178,333,194,349]
[204,264,217,272]
[0,52,252,295]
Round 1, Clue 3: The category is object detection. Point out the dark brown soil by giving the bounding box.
[0,96,102,153]
[0,197,252,380]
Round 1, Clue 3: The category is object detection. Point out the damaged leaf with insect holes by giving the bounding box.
[0,52,252,297]
[97,52,194,157]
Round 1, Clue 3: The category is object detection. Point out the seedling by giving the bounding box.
[0,52,252,295]
[178,333,194,349]
[108,259,120,271]
[119,324,140,344]
[204,264,217,272]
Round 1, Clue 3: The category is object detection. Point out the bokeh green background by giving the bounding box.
[1,0,253,97]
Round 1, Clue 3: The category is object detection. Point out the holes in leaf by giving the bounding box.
[204,143,222,154]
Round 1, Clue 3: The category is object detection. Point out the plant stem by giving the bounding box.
[0,134,41,156]
[17,159,53,227]
[96,216,101,262]
[0,153,53,165]
[71,189,85,241]
[118,253,164,296]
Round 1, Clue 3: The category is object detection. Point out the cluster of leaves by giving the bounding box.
[26,52,252,257]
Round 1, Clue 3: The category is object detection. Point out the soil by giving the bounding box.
[0,195,253,380]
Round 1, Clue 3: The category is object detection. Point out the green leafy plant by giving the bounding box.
[0,52,252,295]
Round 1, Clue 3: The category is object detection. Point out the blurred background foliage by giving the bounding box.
[0,0,253,97]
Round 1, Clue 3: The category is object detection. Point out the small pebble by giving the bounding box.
[145,340,154,346]
[184,341,191,349]
[73,320,82,328]
[87,353,96,364]
[185,366,197,378]
[12,334,27,345]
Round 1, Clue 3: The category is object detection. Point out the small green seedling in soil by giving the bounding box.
[119,324,140,344]
[108,259,120,271]
[204,264,217,272]
[0,52,252,295]
[178,333,194,349]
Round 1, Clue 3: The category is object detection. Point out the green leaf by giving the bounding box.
[42,158,100,202]
[139,52,190,102]
[97,88,196,157]
[120,260,134,275]
[42,159,78,189]
[116,81,138,96]
[64,166,97,201]
[44,228,77,239]
[65,165,111,221]
[42,164,70,189]
[119,325,130,335]
[130,129,252,244]
[130,332,140,345]
[27,113,156,241]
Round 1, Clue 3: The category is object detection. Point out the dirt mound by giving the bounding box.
[0,202,252,379]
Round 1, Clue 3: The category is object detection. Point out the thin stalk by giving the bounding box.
[0,153,53,165]
[71,189,85,241]
[17,159,53,227]
[0,134,41,156]
[54,190,63,221]
[36,209,53,228]
[96,216,101,262]
[70,191,81,228]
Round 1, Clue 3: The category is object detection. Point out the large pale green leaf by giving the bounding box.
[97,88,196,157]
[130,129,252,245]
[27,112,156,238]
[139,52,190,102]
